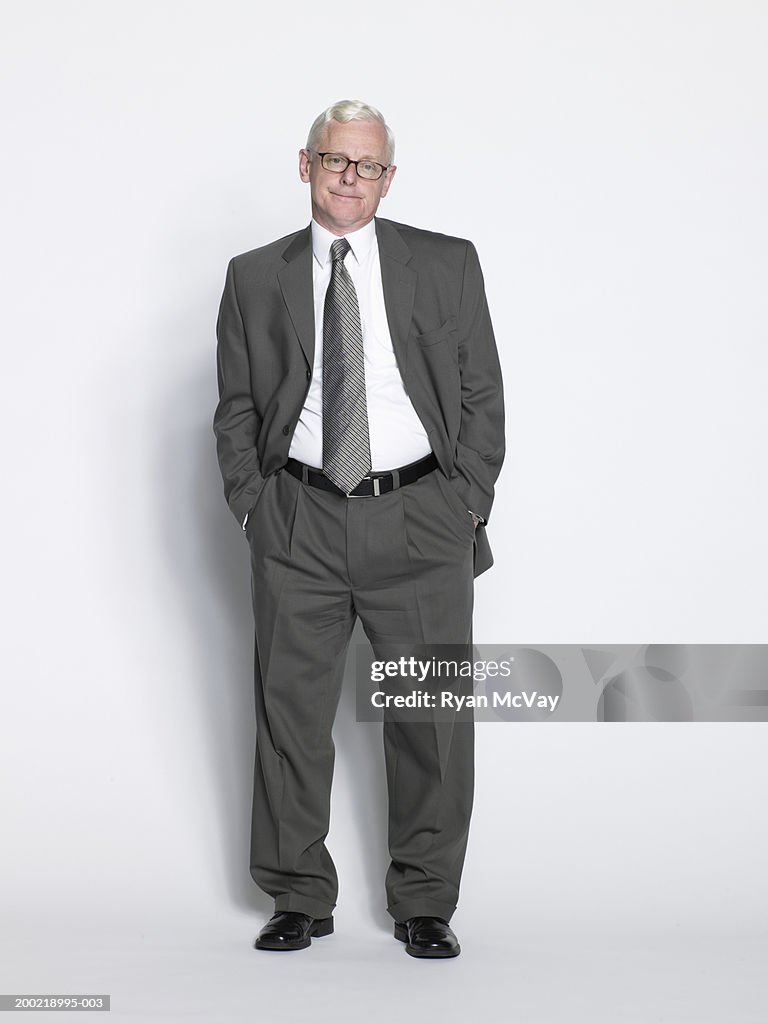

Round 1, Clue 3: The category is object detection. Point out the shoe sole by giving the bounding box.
[393,922,461,958]
[254,917,334,951]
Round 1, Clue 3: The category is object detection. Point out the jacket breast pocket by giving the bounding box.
[413,315,457,347]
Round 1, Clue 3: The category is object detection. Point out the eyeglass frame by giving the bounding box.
[309,149,391,181]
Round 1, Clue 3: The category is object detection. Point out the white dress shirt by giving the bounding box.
[288,218,432,470]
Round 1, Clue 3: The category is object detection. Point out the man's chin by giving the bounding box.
[316,208,375,234]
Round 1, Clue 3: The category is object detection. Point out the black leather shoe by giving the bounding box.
[254,911,334,951]
[394,916,461,958]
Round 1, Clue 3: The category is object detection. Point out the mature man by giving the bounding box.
[213,99,504,958]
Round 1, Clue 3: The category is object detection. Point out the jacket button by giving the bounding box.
[306,369,311,380]
[282,425,290,435]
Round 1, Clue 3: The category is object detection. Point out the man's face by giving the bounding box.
[299,118,396,236]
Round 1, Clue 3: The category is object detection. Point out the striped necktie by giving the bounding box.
[322,237,372,494]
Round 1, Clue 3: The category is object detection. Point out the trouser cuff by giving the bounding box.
[387,898,457,924]
[274,893,336,920]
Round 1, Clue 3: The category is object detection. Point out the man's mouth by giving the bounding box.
[330,192,362,200]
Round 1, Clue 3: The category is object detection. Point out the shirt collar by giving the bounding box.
[311,217,376,268]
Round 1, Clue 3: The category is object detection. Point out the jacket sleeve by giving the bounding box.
[451,241,505,524]
[212,257,267,529]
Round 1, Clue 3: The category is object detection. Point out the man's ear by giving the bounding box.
[380,164,397,198]
[299,148,311,183]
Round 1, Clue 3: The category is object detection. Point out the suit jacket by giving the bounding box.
[213,216,505,577]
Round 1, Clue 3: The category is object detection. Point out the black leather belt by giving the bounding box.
[285,453,438,497]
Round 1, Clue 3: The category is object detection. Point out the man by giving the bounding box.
[213,99,504,958]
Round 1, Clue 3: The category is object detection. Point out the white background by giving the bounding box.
[1,2,766,1022]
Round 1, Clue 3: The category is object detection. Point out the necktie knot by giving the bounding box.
[330,238,351,265]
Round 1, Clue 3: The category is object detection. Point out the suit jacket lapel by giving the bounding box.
[277,219,415,374]
[375,217,416,377]
[277,225,315,368]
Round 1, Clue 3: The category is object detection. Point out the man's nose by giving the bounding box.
[340,162,359,186]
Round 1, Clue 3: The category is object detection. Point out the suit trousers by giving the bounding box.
[245,462,476,924]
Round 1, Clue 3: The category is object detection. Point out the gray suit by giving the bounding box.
[214,216,504,923]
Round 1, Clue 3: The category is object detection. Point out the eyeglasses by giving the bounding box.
[311,151,390,181]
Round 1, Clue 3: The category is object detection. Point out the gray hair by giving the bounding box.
[306,99,395,165]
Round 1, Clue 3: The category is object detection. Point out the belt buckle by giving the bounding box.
[347,476,380,498]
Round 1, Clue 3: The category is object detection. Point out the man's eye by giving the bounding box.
[326,156,345,168]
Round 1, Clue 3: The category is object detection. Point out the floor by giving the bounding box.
[2,909,765,1023]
